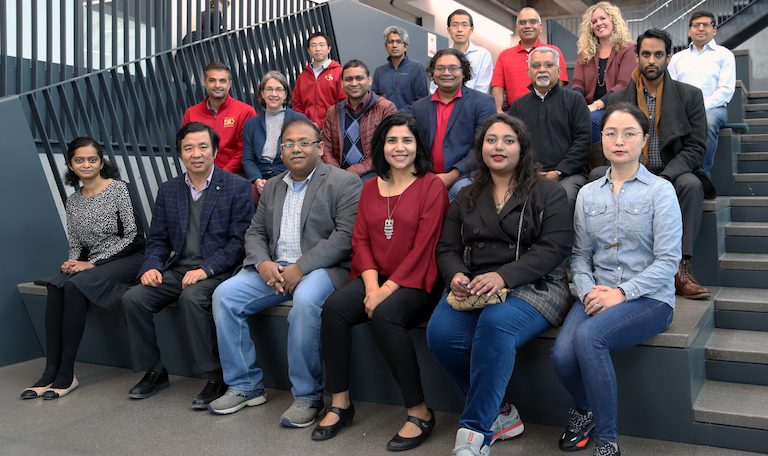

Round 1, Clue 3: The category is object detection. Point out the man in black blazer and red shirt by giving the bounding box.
[122,122,254,407]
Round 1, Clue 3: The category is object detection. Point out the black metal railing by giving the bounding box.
[0,0,319,97]
[21,3,336,233]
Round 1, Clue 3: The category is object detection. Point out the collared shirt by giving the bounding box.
[275,167,317,263]
[431,87,463,173]
[668,38,735,111]
[644,88,663,173]
[312,59,332,79]
[491,39,569,105]
[571,164,682,308]
[184,167,214,201]
[430,41,494,94]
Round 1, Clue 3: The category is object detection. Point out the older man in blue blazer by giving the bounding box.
[403,47,496,201]
[122,122,254,408]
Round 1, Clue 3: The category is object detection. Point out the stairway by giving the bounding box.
[692,89,768,453]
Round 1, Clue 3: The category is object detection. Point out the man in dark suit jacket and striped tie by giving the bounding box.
[122,122,254,408]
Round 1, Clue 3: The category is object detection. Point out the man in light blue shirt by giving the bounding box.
[669,10,735,175]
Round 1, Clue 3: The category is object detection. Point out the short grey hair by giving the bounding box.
[383,25,409,46]
[257,70,290,108]
[528,46,560,67]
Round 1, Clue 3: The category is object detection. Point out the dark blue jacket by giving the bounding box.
[241,108,308,182]
[139,166,254,278]
[403,85,496,176]
[371,54,429,110]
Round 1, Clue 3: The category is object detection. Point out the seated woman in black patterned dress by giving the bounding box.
[20,137,144,400]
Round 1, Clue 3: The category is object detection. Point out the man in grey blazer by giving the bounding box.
[208,118,361,427]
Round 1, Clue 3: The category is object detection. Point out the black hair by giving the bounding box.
[447,9,474,27]
[465,114,541,210]
[64,137,120,186]
[689,10,716,27]
[371,113,432,179]
[176,122,219,154]
[601,102,650,136]
[427,48,472,82]
[281,117,322,141]
[307,31,330,48]
[636,28,672,55]
[342,59,371,77]
[204,60,231,78]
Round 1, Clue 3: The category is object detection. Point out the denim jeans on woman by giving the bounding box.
[427,292,551,445]
[551,298,673,442]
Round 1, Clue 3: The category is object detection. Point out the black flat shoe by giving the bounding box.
[192,380,228,410]
[42,377,79,400]
[311,403,355,441]
[20,384,53,399]
[386,409,436,452]
[128,368,169,399]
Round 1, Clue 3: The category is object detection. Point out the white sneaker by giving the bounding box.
[491,403,524,443]
[453,428,491,455]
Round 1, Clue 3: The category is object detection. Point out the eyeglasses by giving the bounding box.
[449,22,471,29]
[279,140,320,150]
[386,39,404,45]
[517,19,540,27]
[434,65,462,74]
[530,62,558,70]
[690,22,715,29]
[602,129,643,142]
[262,87,285,93]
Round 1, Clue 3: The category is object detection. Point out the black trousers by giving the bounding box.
[44,282,89,377]
[320,277,438,408]
[121,266,226,373]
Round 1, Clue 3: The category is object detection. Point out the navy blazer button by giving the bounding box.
[478,242,484,248]
[473,228,480,234]
[216,185,221,191]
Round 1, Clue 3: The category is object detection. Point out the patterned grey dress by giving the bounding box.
[48,179,144,308]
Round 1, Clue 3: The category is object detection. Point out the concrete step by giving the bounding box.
[694,381,768,431]
[725,221,768,236]
[706,328,768,364]
[743,134,768,143]
[719,253,768,271]
[746,103,768,112]
[748,90,768,100]
[743,119,768,134]
[733,173,768,183]
[729,197,768,222]
[742,142,768,152]
[726,236,768,254]
[745,110,768,120]
[738,152,768,173]
[714,287,768,331]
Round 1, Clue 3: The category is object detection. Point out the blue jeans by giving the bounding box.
[212,266,334,401]
[704,106,728,174]
[551,298,673,442]
[448,177,472,202]
[591,109,606,144]
[427,292,551,444]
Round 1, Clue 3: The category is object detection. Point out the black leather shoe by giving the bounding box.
[311,403,355,441]
[386,409,436,452]
[192,380,228,410]
[128,368,169,399]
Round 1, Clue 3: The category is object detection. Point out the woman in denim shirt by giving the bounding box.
[552,103,682,456]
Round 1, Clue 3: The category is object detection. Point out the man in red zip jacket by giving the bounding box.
[183,61,256,174]
[292,32,346,129]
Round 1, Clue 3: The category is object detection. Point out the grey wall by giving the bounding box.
[328,0,449,74]
[736,25,768,91]
[0,97,69,367]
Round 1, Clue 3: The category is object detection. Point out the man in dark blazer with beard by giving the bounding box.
[591,28,710,300]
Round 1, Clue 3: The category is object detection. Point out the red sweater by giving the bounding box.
[292,60,346,129]
[351,173,449,292]
[182,95,256,173]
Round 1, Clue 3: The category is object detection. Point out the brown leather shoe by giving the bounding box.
[675,258,711,299]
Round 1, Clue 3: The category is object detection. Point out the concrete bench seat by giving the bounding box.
[18,281,714,444]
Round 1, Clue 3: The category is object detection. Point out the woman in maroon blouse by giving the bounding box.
[312,113,449,451]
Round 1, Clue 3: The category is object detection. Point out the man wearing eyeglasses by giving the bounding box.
[182,61,256,174]
[321,60,397,180]
[371,26,429,110]
[668,10,735,177]
[507,47,590,208]
[430,9,493,94]
[403,48,496,201]
[593,29,711,300]
[491,7,569,112]
[209,117,361,426]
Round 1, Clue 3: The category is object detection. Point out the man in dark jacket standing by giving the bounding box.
[595,29,710,300]
[508,46,590,208]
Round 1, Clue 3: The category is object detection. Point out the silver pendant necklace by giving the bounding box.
[384,181,403,240]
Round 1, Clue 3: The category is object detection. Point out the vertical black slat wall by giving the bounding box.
[31,0,38,92]
[15,0,23,94]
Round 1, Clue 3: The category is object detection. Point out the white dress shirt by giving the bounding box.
[668,38,735,111]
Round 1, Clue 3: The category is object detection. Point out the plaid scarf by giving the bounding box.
[632,68,664,165]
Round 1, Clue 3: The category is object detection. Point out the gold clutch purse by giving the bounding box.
[446,289,510,311]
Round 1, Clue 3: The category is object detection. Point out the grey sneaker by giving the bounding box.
[453,428,490,456]
[280,397,324,428]
[207,388,266,415]
[593,439,621,456]
[491,403,524,443]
